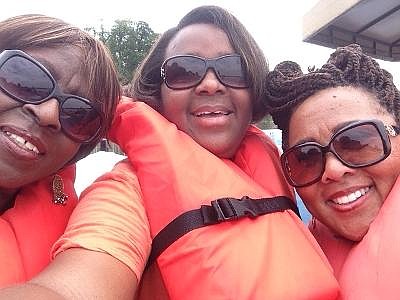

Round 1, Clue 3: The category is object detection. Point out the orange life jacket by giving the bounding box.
[312,176,400,300]
[110,100,339,299]
[0,165,77,287]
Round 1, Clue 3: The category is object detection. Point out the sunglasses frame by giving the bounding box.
[281,119,400,188]
[160,54,249,90]
[0,49,104,143]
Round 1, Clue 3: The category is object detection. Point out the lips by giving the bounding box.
[330,186,370,205]
[194,110,231,117]
[1,126,45,155]
[192,105,233,117]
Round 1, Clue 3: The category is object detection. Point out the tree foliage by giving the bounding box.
[256,115,277,129]
[87,20,158,84]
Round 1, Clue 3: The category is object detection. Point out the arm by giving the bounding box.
[0,160,151,299]
[0,248,137,299]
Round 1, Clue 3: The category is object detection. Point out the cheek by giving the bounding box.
[371,140,400,190]
[296,186,321,214]
[238,90,252,107]
[159,90,189,131]
[235,90,253,120]
[26,140,79,187]
[54,138,80,164]
[369,159,400,198]
[160,87,178,114]
[0,98,20,114]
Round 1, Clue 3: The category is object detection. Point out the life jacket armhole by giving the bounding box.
[146,195,299,268]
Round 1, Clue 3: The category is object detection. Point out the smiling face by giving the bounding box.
[160,23,253,158]
[0,47,84,195]
[289,86,400,241]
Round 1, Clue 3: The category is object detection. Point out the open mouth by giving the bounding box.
[194,111,231,117]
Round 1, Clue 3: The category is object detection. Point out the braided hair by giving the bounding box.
[265,44,400,149]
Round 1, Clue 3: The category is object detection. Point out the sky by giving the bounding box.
[1,0,398,85]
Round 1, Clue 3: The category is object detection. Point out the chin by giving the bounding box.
[211,148,236,159]
[340,227,369,242]
[200,141,236,159]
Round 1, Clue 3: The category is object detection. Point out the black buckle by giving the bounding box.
[211,197,258,222]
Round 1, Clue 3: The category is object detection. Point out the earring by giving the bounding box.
[310,216,317,230]
[52,174,68,205]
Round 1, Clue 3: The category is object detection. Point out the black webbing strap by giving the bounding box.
[146,196,300,267]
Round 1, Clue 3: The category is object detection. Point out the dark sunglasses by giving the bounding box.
[281,120,400,188]
[0,49,104,143]
[160,54,249,90]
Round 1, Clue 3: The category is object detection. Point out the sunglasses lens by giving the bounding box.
[164,56,204,89]
[333,123,385,166]
[163,55,248,89]
[0,56,53,102]
[60,97,102,142]
[284,145,324,187]
[216,56,248,88]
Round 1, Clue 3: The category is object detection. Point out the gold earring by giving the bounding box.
[52,174,68,205]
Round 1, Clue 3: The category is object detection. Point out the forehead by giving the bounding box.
[165,23,234,58]
[288,86,394,144]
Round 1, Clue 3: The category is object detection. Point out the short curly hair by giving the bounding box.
[265,44,400,149]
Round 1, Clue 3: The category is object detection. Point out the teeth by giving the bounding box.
[214,111,228,115]
[15,135,25,144]
[332,187,370,205]
[25,141,38,152]
[5,131,40,154]
[196,111,229,117]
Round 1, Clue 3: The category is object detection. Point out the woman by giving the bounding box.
[0,14,121,294]
[266,43,400,299]
[1,6,339,299]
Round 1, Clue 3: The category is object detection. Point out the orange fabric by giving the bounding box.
[0,165,77,287]
[52,160,151,282]
[110,100,339,300]
[312,176,400,300]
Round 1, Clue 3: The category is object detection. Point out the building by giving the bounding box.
[303,0,400,62]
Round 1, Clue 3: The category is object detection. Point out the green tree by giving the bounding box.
[256,115,276,129]
[88,20,158,84]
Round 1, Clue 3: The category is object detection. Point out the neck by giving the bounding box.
[0,188,18,214]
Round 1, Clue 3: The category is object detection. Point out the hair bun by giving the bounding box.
[273,61,303,78]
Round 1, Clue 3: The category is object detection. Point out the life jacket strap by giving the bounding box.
[147,196,299,267]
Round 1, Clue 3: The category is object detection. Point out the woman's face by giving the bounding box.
[161,23,253,158]
[289,86,400,241]
[0,47,85,192]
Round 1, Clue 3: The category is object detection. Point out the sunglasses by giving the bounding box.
[281,120,400,188]
[0,49,104,143]
[160,54,249,90]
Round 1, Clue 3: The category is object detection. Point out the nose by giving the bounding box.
[194,69,225,95]
[23,98,62,131]
[320,153,355,183]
